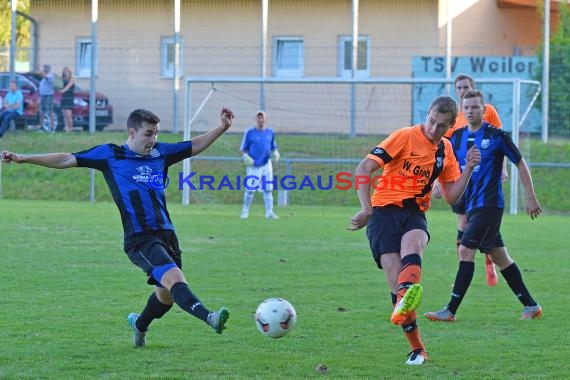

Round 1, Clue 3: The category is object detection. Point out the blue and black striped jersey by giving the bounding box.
[450,122,522,212]
[73,141,192,240]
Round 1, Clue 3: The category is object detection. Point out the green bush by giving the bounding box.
[534,2,570,137]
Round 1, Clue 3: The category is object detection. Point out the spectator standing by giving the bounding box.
[38,64,55,132]
[61,67,76,133]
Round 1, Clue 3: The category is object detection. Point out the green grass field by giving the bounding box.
[0,200,567,379]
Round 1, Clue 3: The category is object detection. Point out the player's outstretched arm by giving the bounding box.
[1,151,77,169]
[516,157,541,219]
[191,107,234,156]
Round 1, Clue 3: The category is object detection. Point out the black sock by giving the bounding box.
[136,293,173,332]
[170,282,210,322]
[447,261,475,315]
[501,263,537,307]
[390,292,397,307]
[402,319,417,333]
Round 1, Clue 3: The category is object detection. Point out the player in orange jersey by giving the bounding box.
[348,96,481,365]
[443,74,502,139]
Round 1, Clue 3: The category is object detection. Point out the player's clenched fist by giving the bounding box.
[220,107,234,130]
[1,151,21,163]
[465,145,481,169]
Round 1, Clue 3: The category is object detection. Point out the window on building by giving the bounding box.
[161,36,184,78]
[76,38,94,78]
[338,36,370,78]
[272,37,304,77]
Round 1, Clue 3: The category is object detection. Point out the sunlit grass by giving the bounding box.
[0,200,566,379]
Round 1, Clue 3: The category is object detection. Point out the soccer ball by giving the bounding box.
[255,297,297,338]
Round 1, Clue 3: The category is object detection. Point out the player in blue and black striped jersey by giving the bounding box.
[425,90,543,322]
[1,107,235,346]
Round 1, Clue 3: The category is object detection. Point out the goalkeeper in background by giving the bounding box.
[240,110,280,219]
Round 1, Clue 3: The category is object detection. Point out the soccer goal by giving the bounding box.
[183,77,541,213]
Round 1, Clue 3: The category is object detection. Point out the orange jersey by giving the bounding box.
[444,103,502,138]
[367,125,461,211]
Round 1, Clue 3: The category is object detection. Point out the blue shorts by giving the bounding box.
[40,95,54,114]
[462,207,505,253]
[125,230,182,286]
[366,206,429,269]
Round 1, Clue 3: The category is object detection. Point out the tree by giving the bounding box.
[535,1,570,137]
[0,0,31,71]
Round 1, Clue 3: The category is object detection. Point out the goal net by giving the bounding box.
[183,77,542,213]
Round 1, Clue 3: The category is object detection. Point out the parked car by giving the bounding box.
[0,72,113,131]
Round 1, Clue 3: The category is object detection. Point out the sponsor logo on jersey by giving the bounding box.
[133,165,168,189]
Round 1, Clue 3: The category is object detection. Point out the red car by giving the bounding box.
[0,72,113,131]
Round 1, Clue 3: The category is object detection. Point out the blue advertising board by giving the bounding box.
[412,56,541,133]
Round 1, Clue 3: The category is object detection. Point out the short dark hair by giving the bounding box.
[454,74,475,87]
[428,96,458,122]
[463,89,485,105]
[127,109,160,130]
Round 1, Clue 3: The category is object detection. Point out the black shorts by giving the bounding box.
[61,93,74,110]
[461,207,505,253]
[366,206,429,269]
[451,194,466,214]
[124,230,182,285]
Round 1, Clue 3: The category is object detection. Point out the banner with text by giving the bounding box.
[412,56,541,133]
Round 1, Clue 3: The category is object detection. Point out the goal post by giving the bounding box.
[183,77,541,213]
